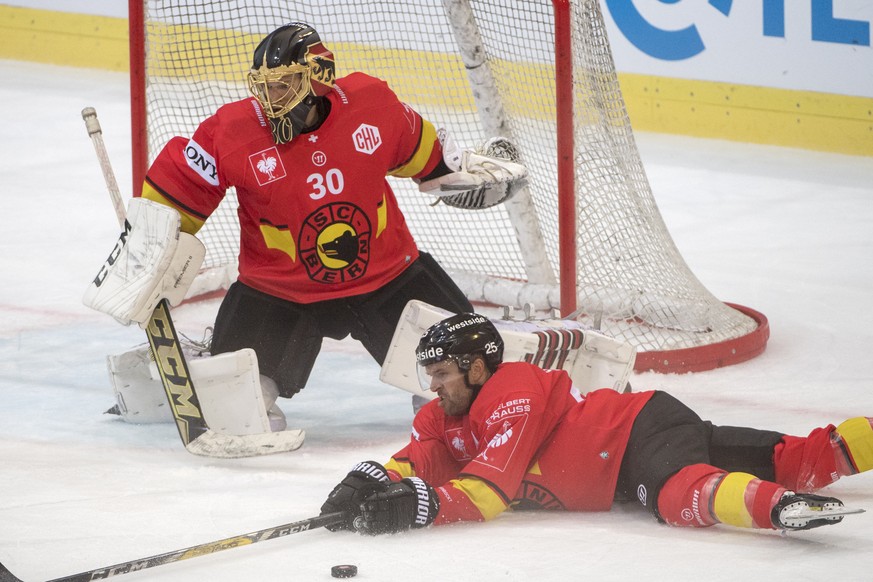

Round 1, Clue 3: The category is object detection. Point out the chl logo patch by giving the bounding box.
[352,124,382,154]
[299,202,371,284]
[249,147,287,186]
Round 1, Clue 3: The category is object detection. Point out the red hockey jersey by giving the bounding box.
[386,362,654,524]
[142,73,444,303]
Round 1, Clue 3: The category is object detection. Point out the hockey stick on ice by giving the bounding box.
[0,512,345,582]
[80,107,304,457]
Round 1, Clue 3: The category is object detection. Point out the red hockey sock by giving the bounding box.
[772,423,865,492]
[658,464,786,530]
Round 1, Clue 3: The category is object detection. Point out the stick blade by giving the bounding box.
[185,428,305,458]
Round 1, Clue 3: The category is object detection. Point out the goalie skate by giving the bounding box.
[772,493,865,531]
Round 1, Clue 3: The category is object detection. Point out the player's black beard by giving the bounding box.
[269,97,329,145]
[463,375,484,410]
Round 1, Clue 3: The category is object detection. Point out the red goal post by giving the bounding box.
[128,0,768,373]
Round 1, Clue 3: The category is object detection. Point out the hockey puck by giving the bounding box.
[331,564,358,578]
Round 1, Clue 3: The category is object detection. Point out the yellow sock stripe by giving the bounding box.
[837,417,873,473]
[712,472,756,529]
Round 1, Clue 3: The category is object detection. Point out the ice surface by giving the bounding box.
[1,59,872,581]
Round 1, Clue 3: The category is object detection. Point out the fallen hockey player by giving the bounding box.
[321,313,869,534]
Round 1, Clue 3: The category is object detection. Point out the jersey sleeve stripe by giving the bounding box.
[458,472,513,505]
[443,476,509,521]
[142,178,208,230]
[388,118,438,178]
[385,457,416,480]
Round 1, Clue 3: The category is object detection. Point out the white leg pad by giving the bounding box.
[188,349,272,436]
[380,300,637,398]
[107,347,175,423]
[106,346,286,435]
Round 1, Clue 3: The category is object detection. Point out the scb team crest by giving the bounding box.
[299,202,371,283]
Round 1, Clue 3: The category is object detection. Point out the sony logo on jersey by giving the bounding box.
[416,346,443,362]
[184,138,219,186]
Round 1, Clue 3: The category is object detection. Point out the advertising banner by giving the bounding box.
[602,0,872,97]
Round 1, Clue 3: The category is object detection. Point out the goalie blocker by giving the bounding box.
[83,197,205,327]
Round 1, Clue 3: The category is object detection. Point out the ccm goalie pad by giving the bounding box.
[83,197,205,327]
[418,130,528,210]
[381,300,636,400]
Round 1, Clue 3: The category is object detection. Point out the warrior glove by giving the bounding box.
[358,477,439,535]
[320,461,391,532]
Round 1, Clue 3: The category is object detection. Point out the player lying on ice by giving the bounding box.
[321,313,871,534]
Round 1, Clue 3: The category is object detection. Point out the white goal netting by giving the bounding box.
[133,0,768,371]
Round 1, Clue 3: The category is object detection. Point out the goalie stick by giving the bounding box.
[0,512,345,582]
[81,107,304,457]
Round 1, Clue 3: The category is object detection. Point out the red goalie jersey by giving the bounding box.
[385,362,655,524]
[142,73,444,303]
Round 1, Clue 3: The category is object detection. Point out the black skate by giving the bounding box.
[772,492,864,530]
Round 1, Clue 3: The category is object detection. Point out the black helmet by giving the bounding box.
[247,22,335,143]
[416,313,504,373]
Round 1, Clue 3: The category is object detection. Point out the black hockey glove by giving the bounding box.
[358,477,440,535]
[321,461,390,532]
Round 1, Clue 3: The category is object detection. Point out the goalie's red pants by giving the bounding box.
[657,417,872,529]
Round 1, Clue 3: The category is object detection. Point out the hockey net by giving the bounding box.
[129,0,768,373]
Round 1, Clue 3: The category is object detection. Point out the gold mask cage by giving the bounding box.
[247,63,312,119]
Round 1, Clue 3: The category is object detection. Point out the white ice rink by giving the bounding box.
[1,59,872,581]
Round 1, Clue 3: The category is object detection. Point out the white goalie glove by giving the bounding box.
[83,197,205,327]
[418,130,529,210]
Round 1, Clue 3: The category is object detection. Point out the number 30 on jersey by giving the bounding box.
[307,168,345,200]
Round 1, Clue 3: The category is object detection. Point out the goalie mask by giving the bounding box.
[415,313,504,392]
[247,22,336,144]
